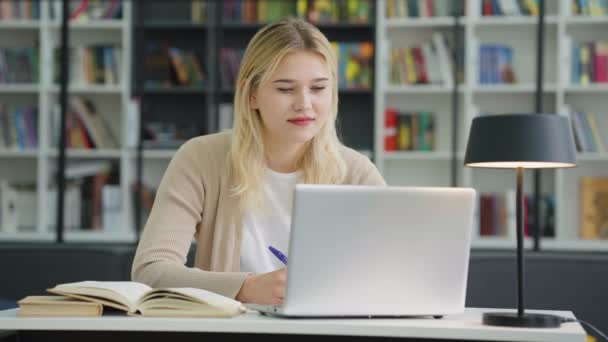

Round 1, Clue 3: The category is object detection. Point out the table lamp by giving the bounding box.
[464,113,577,328]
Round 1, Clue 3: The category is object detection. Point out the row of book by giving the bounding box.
[220,42,373,90]
[0,47,38,84]
[54,45,122,86]
[572,0,608,16]
[386,0,460,18]
[0,0,39,20]
[50,0,122,21]
[478,191,555,238]
[579,176,608,240]
[481,0,540,16]
[479,44,516,84]
[144,42,205,88]
[571,41,608,85]
[222,0,372,24]
[389,33,455,87]
[383,108,435,151]
[54,97,119,150]
[566,106,606,153]
[0,162,122,233]
[0,104,38,150]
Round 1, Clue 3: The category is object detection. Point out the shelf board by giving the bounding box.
[385,17,455,28]
[142,149,177,159]
[50,85,123,94]
[0,231,54,242]
[565,84,608,93]
[383,151,452,160]
[143,85,207,94]
[48,149,122,159]
[49,20,125,30]
[64,230,136,243]
[471,236,533,249]
[541,238,608,252]
[474,83,557,93]
[0,149,38,158]
[0,20,40,29]
[577,153,608,162]
[141,21,207,29]
[565,16,608,25]
[0,84,39,93]
[385,84,455,94]
[474,15,558,26]
[221,22,372,30]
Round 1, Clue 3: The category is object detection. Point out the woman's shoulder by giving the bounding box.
[174,131,232,165]
[337,144,372,166]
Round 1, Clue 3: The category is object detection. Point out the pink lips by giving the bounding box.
[287,117,315,126]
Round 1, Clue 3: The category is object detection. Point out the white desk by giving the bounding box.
[0,307,586,342]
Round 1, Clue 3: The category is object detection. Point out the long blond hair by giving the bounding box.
[228,17,347,210]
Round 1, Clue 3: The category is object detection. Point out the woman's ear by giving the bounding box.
[249,93,258,110]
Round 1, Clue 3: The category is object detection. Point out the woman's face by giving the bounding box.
[250,50,332,148]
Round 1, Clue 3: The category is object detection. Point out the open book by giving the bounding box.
[45,281,246,317]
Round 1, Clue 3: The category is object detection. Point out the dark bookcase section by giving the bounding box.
[134,0,375,154]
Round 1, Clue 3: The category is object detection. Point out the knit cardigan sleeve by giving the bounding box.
[131,138,249,298]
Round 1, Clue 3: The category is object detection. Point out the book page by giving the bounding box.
[138,288,246,316]
[48,281,152,313]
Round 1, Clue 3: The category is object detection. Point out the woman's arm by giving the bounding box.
[131,139,249,298]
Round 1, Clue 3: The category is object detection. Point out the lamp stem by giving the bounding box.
[516,167,525,317]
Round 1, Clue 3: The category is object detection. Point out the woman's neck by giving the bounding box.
[264,141,306,173]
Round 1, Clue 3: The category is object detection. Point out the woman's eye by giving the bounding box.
[277,88,293,92]
[311,87,326,91]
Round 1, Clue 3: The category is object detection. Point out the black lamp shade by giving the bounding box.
[464,114,577,169]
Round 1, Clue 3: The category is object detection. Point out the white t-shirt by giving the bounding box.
[239,168,299,274]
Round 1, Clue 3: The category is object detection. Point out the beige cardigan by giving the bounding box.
[131,131,386,298]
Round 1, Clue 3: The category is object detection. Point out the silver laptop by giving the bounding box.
[247,184,476,318]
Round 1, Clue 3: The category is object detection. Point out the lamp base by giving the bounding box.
[482,312,564,328]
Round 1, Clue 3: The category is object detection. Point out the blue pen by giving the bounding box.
[268,245,288,265]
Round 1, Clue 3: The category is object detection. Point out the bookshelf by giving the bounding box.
[0,0,134,243]
[1,0,607,251]
[375,0,608,251]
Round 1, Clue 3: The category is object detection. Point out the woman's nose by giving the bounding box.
[293,90,312,111]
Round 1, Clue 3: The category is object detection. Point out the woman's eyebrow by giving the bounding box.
[272,77,329,83]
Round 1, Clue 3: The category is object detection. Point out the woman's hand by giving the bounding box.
[236,267,287,305]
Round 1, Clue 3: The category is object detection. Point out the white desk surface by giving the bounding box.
[0,307,586,342]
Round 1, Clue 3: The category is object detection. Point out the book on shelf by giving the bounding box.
[54,45,121,86]
[18,281,247,317]
[191,0,207,23]
[0,103,38,150]
[144,42,205,88]
[0,0,40,20]
[0,181,37,234]
[386,0,459,18]
[479,44,516,85]
[331,41,374,89]
[565,105,606,153]
[384,108,435,152]
[51,0,122,21]
[481,0,540,16]
[221,0,372,24]
[0,47,39,84]
[389,32,456,87]
[18,296,103,317]
[580,177,608,239]
[571,41,608,85]
[572,0,608,16]
[51,97,119,150]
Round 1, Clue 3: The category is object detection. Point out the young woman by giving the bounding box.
[131,17,385,305]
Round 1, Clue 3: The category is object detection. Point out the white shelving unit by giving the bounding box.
[0,1,134,243]
[375,0,608,251]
